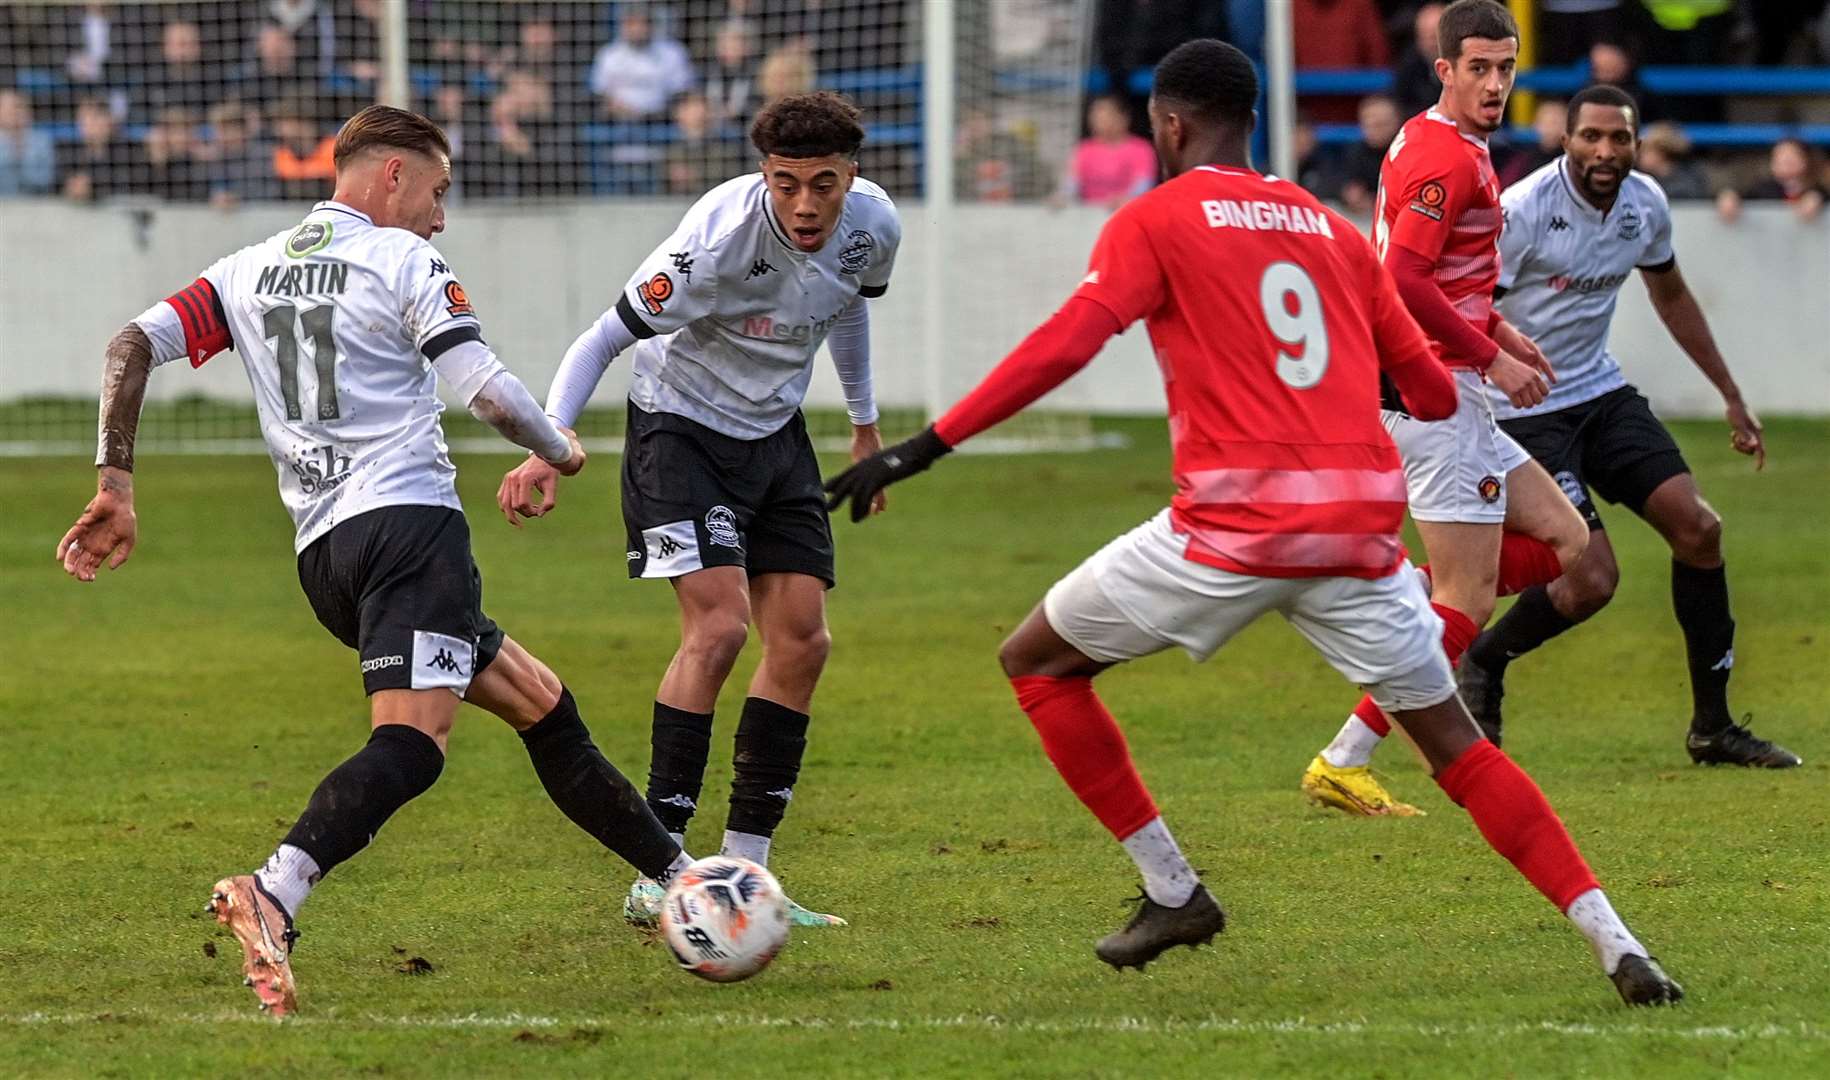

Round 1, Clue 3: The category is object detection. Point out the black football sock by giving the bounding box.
[280,724,445,876]
[647,702,715,835]
[1672,559,1736,735]
[519,687,684,880]
[725,696,810,839]
[1465,584,1577,674]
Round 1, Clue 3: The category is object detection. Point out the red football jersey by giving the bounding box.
[1071,165,1435,579]
[1373,108,1503,365]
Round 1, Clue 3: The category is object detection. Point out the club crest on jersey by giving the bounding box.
[285,221,333,259]
[1477,475,1503,504]
[704,505,741,549]
[1408,179,1447,221]
[837,229,875,274]
[1617,206,1642,240]
[1554,470,1585,507]
[443,280,474,317]
[638,272,674,316]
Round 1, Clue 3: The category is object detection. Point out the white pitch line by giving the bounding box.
[2,1010,1824,1043]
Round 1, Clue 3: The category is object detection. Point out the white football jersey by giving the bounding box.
[1491,159,1675,419]
[612,173,901,439]
[136,201,496,551]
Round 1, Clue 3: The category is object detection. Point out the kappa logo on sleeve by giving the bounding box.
[1408,179,1447,221]
[443,280,474,317]
[637,272,674,316]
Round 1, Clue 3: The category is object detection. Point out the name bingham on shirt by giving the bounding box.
[1201,199,1336,239]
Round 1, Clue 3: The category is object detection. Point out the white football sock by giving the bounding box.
[1121,817,1198,907]
[1321,713,1385,769]
[720,830,771,866]
[1565,888,1647,975]
[254,843,320,921]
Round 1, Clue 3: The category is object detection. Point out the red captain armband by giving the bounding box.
[164,278,234,366]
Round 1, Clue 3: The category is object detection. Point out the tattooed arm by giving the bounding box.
[57,324,152,581]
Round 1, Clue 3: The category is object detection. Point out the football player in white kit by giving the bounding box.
[497,92,899,927]
[1456,86,1800,767]
[56,107,694,1016]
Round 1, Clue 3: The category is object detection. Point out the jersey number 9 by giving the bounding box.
[1259,262,1330,390]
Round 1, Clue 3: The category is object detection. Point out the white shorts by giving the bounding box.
[1043,510,1457,712]
[1383,369,1532,524]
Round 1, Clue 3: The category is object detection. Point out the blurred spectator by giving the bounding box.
[590,9,694,120]
[1294,0,1389,123]
[1636,122,1710,200]
[1717,137,1828,223]
[240,22,322,124]
[1334,94,1402,214]
[203,100,277,206]
[1587,43,1662,124]
[64,2,112,85]
[702,19,758,126]
[494,7,594,125]
[0,90,56,196]
[259,0,333,73]
[1058,95,1155,209]
[59,96,144,202]
[1293,119,1333,199]
[955,105,1047,202]
[143,106,207,200]
[756,43,816,105]
[141,20,214,117]
[1637,0,1734,65]
[665,91,746,195]
[1092,0,1225,134]
[469,70,569,198]
[1393,2,1446,119]
[1749,0,1830,65]
[1499,98,1567,187]
[331,0,383,84]
[431,84,467,161]
[1538,1,1624,66]
[269,96,335,201]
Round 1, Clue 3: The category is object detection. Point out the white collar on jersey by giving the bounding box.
[1555,155,1620,222]
[311,199,373,224]
[1425,106,1490,148]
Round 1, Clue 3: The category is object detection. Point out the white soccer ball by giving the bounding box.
[659,856,790,983]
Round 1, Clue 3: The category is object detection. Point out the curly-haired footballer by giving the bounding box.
[498,91,901,928]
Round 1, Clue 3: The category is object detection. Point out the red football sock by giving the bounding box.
[1434,739,1601,910]
[1349,602,1481,737]
[1497,532,1563,597]
[1011,675,1158,840]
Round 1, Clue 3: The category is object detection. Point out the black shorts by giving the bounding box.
[621,402,836,587]
[296,504,504,695]
[1499,386,1690,531]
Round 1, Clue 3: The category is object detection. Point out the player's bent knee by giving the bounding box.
[770,623,831,676]
[1566,558,1619,617]
[1676,508,1723,565]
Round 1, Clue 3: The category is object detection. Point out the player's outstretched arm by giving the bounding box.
[824,297,1121,523]
[58,324,152,581]
[1641,261,1764,469]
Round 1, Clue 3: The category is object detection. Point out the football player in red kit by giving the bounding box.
[826,39,1681,1005]
[1301,0,1590,816]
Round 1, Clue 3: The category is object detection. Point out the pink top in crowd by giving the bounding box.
[1070,135,1156,203]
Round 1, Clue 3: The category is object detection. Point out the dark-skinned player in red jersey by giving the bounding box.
[827,40,1681,1006]
[1302,0,1592,817]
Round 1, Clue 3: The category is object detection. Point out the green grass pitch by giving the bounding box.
[3,417,1826,1077]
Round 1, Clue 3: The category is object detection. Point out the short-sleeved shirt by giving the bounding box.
[1373,108,1504,366]
[1071,165,1433,580]
[611,173,901,440]
[1491,159,1675,419]
[133,201,497,551]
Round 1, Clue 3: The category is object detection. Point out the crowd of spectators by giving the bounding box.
[3,1,1830,211]
[0,0,912,202]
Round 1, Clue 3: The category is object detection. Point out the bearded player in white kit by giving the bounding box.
[56,107,694,1016]
[497,91,899,927]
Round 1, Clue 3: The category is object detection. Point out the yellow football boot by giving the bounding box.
[1300,755,1424,817]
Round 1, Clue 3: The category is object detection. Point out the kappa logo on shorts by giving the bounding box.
[360,654,404,674]
[1477,475,1503,504]
[411,631,475,692]
[705,505,741,549]
[655,534,685,558]
[642,521,703,578]
[1554,469,1585,507]
[426,648,464,674]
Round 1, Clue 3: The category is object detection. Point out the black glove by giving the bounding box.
[823,425,952,523]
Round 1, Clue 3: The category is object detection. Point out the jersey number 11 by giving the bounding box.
[263,303,342,422]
